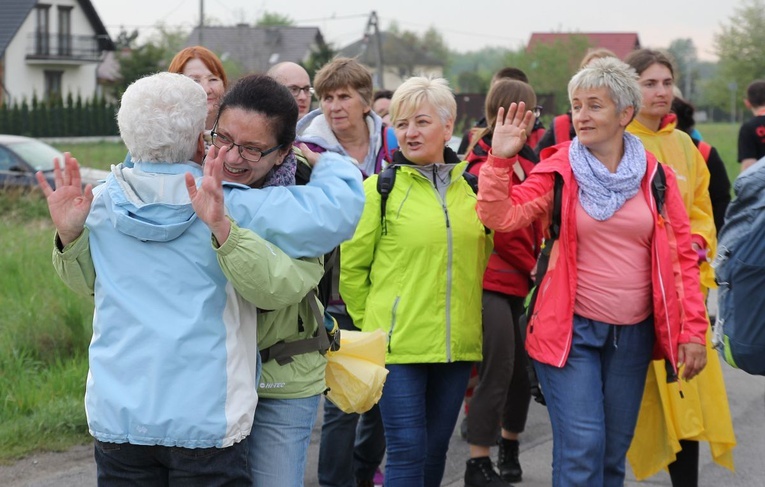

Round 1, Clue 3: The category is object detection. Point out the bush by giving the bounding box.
[0,92,118,137]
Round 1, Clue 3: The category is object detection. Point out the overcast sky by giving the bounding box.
[91,0,737,62]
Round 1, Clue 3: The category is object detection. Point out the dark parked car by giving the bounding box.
[0,135,108,189]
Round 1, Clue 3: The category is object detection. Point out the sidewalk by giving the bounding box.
[2,354,763,486]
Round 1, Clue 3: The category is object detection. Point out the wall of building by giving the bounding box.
[3,0,101,103]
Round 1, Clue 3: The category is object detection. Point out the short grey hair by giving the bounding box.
[118,72,207,163]
[390,76,456,126]
[568,57,642,118]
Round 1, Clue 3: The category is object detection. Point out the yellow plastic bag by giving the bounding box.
[325,329,389,414]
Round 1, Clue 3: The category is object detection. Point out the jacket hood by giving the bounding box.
[629,114,677,137]
[296,108,383,175]
[102,161,201,242]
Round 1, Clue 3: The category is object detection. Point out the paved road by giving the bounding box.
[2,362,763,486]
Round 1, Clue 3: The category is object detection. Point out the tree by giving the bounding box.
[709,0,765,116]
[113,23,191,99]
[302,42,337,80]
[506,35,593,114]
[114,29,139,50]
[255,11,295,27]
[667,38,698,100]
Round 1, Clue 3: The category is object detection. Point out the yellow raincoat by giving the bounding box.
[626,116,736,479]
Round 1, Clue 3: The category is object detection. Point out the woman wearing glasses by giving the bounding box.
[209,74,348,486]
[461,79,542,487]
[296,57,391,487]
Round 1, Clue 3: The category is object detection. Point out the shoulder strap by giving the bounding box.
[462,171,479,194]
[697,140,712,163]
[553,115,572,145]
[523,172,563,334]
[377,165,399,235]
[259,290,339,365]
[652,164,667,215]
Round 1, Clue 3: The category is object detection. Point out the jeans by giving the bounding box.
[318,312,386,487]
[93,438,250,487]
[248,395,321,487]
[534,315,655,487]
[378,361,473,487]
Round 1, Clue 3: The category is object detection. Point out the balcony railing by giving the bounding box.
[26,33,103,62]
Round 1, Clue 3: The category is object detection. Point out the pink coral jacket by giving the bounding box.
[476,142,708,372]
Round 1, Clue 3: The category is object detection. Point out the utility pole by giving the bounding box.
[199,0,204,45]
[361,11,384,89]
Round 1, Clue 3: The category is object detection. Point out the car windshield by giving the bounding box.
[8,140,62,171]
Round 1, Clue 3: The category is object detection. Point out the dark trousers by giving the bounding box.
[94,439,250,487]
[467,291,530,445]
[318,312,386,486]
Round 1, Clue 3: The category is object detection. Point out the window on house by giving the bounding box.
[44,70,63,101]
[35,5,51,55]
[58,7,73,56]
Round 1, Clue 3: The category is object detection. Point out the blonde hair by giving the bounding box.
[390,76,456,126]
[579,48,617,69]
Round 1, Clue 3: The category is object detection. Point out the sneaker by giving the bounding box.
[464,457,513,487]
[497,438,522,483]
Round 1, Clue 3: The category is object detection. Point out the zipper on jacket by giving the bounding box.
[428,173,455,362]
[388,296,401,353]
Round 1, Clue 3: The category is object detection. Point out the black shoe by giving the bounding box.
[497,438,522,483]
[464,457,513,487]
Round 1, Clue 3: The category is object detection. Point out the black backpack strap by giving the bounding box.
[652,163,667,215]
[462,171,479,195]
[377,165,398,235]
[519,171,563,406]
[525,172,563,319]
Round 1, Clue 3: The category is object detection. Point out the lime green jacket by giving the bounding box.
[340,162,492,364]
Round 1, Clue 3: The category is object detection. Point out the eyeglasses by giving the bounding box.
[286,85,314,97]
[533,105,543,118]
[210,131,283,162]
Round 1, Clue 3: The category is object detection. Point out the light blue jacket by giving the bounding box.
[77,153,363,448]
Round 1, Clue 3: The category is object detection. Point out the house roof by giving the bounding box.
[339,32,443,68]
[186,25,324,73]
[527,32,640,60]
[0,0,114,57]
[0,0,36,58]
[78,0,116,51]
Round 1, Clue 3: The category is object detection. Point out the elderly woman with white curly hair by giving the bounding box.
[475,58,709,486]
[36,72,364,485]
[340,76,492,487]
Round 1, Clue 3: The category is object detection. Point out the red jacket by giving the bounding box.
[466,137,542,297]
[476,143,708,371]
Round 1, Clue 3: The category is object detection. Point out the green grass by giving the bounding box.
[697,122,738,183]
[50,140,127,171]
[0,191,94,463]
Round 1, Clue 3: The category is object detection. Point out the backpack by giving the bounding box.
[522,164,667,404]
[376,164,481,235]
[713,192,765,375]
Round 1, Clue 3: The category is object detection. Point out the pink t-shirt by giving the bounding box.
[574,190,653,325]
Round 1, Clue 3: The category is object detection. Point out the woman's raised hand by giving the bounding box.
[298,143,321,167]
[36,153,93,246]
[186,145,231,244]
[491,102,535,159]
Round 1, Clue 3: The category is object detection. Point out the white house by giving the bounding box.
[0,0,114,105]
